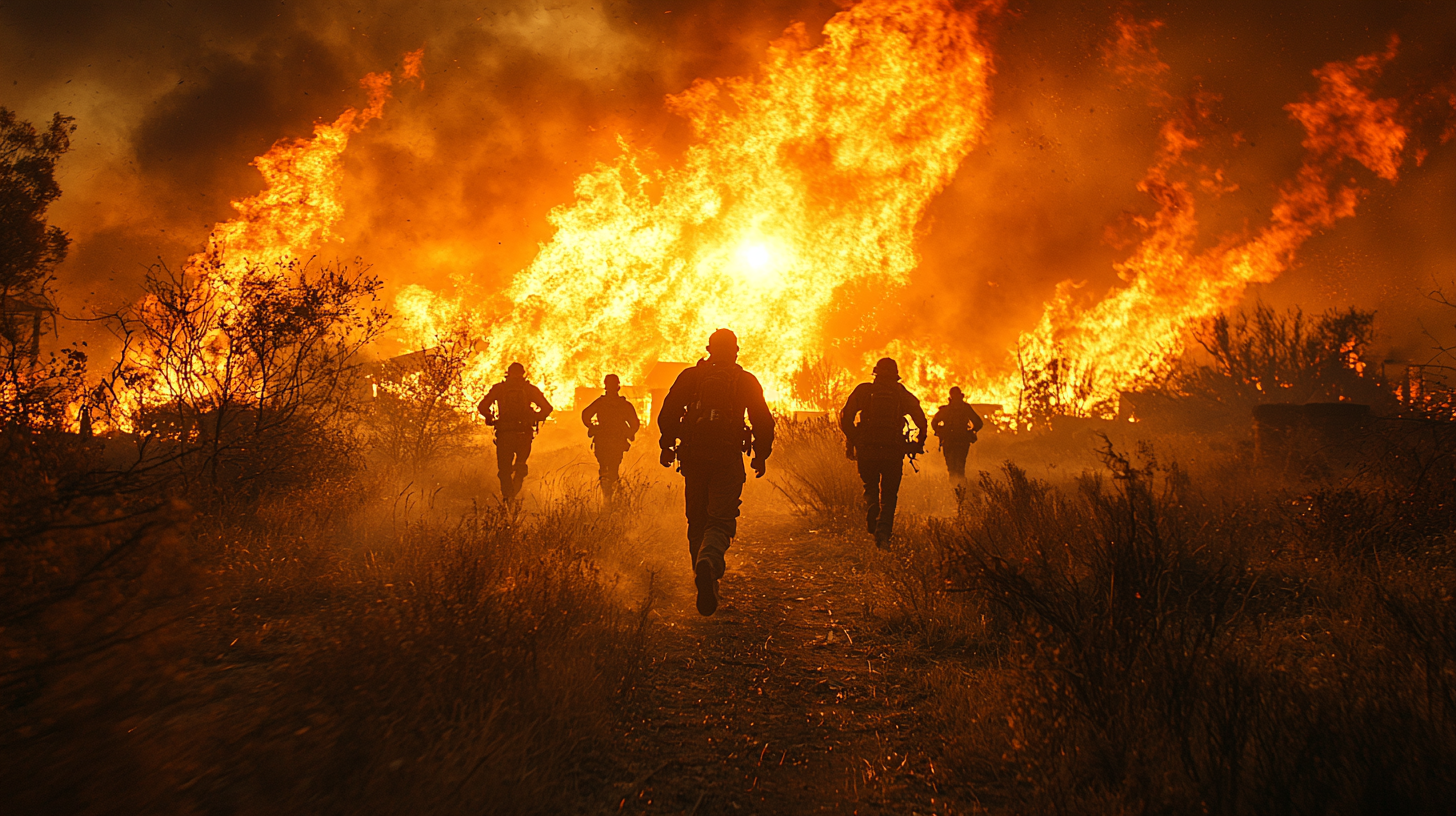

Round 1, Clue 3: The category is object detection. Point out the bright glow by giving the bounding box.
[105,14,1415,425]
[421,0,997,408]
[734,241,779,284]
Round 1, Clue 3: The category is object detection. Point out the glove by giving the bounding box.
[660,447,676,468]
[751,456,767,478]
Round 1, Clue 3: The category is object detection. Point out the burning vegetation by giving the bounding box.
[4,0,1456,813]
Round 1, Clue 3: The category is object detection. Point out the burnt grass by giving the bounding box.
[5,415,1456,815]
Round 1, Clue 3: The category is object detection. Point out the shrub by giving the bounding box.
[2,479,652,815]
[242,501,649,814]
[914,442,1456,814]
[362,334,483,475]
[1144,303,1391,418]
[790,355,853,413]
[105,257,386,496]
[769,415,862,527]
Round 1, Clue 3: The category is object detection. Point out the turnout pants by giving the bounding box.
[495,432,533,500]
[595,447,624,499]
[681,458,746,579]
[857,455,904,541]
[942,440,971,481]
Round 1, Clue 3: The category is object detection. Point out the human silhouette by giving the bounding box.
[932,386,984,485]
[581,374,641,500]
[658,329,774,616]
[477,362,553,501]
[840,358,928,548]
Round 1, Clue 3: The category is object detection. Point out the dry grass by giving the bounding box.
[2,454,654,815]
[769,416,863,528]
[868,426,1456,815]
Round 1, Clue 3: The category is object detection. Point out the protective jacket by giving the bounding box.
[932,401,984,445]
[478,377,553,436]
[582,393,641,454]
[658,359,775,464]
[840,379,928,460]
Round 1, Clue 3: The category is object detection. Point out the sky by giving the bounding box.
[4,0,1454,375]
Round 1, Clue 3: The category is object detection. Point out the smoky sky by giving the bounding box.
[3,0,1455,372]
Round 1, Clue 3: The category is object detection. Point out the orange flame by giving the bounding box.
[1103,14,1170,91]
[113,63,409,427]
[107,18,1428,432]
[196,70,393,301]
[399,0,1001,407]
[974,39,1408,417]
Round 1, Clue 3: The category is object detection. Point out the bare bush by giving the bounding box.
[0,343,85,430]
[3,480,652,815]
[904,442,1456,814]
[791,355,853,413]
[770,415,862,527]
[106,257,386,494]
[0,431,185,709]
[1013,352,1112,428]
[1174,303,1385,408]
[362,333,482,474]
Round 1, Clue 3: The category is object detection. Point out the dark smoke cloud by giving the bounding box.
[2,0,1454,373]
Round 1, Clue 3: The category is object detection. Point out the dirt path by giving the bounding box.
[599,513,971,816]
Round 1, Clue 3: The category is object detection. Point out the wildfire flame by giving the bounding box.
[971,38,1408,417]
[109,6,1430,430]
[195,71,394,301]
[113,62,411,426]
[398,0,1001,407]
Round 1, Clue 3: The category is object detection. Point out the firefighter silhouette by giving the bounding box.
[581,374,641,500]
[477,362,553,501]
[932,386,984,485]
[840,358,928,547]
[658,329,775,616]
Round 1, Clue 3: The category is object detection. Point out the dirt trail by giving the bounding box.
[600,513,967,816]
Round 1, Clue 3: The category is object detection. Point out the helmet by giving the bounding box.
[506,362,525,377]
[707,328,738,353]
[873,357,899,380]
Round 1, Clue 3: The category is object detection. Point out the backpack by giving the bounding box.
[495,381,533,430]
[939,403,974,440]
[590,396,633,446]
[859,383,908,448]
[683,363,747,456]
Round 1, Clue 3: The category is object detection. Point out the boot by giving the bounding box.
[700,528,730,579]
[694,557,718,616]
[874,515,894,549]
